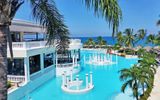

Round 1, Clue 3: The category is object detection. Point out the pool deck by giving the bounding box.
[148,66,160,100]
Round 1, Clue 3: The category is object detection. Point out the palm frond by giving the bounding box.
[30,0,70,50]
[83,0,122,37]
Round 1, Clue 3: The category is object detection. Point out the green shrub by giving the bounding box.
[7,81,11,88]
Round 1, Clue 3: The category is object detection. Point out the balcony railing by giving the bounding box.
[7,75,25,82]
[7,39,82,50]
[7,41,47,49]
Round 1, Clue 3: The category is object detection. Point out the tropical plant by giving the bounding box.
[1,0,122,98]
[102,40,108,45]
[137,48,146,58]
[137,29,147,45]
[116,31,125,45]
[145,34,157,47]
[123,29,137,47]
[154,34,160,46]
[96,36,108,48]
[84,38,96,48]
[84,0,122,37]
[96,36,103,47]
[119,65,151,100]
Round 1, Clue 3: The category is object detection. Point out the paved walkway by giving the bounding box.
[148,66,160,100]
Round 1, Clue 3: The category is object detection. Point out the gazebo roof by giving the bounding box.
[9,19,46,33]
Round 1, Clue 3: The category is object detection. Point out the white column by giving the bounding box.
[90,72,93,86]
[86,74,88,89]
[72,53,75,67]
[67,77,69,88]
[64,71,66,86]
[70,70,73,82]
[76,75,79,90]
[56,52,58,67]
[24,57,30,84]
[40,53,44,73]
[62,74,65,86]
[75,57,77,66]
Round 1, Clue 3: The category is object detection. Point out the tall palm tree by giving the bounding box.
[119,65,150,100]
[97,36,103,47]
[88,38,95,47]
[155,34,160,46]
[102,40,108,45]
[0,0,122,99]
[123,29,136,47]
[137,29,147,45]
[137,48,146,58]
[145,34,157,47]
[116,31,125,45]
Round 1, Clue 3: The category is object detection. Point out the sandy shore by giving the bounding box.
[148,66,160,100]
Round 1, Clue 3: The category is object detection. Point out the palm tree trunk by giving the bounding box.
[0,25,8,100]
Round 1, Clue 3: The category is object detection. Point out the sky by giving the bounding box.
[14,0,160,37]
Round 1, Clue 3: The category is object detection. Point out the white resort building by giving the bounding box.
[7,19,82,100]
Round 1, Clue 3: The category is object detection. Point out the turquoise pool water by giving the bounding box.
[21,50,139,100]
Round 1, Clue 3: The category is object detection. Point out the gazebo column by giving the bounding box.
[86,74,88,89]
[56,52,58,67]
[90,72,93,86]
[20,32,24,42]
[76,75,79,90]
[70,70,73,82]
[67,77,69,88]
[24,57,30,84]
[72,54,75,67]
[62,74,65,86]
[40,53,44,73]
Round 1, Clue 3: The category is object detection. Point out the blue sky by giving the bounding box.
[14,0,160,37]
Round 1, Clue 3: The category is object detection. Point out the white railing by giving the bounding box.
[7,39,81,50]
[57,63,73,68]
[7,41,47,49]
[7,75,25,82]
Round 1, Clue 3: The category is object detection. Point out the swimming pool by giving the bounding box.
[21,50,138,100]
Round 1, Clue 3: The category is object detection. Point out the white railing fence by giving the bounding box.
[7,75,25,82]
[8,41,47,49]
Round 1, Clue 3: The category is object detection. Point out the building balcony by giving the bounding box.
[7,41,47,50]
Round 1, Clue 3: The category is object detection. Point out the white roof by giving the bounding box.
[9,19,46,33]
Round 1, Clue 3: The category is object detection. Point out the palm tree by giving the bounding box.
[123,29,137,47]
[102,40,108,45]
[137,29,147,45]
[96,36,108,48]
[116,31,125,45]
[155,34,160,46]
[137,48,146,58]
[97,36,103,47]
[88,38,95,48]
[145,34,157,47]
[119,65,150,100]
[138,67,152,95]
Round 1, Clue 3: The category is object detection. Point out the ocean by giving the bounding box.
[71,36,153,47]
[24,36,153,47]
